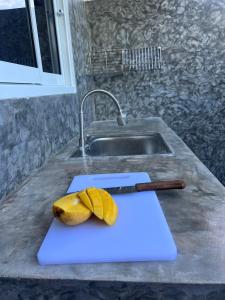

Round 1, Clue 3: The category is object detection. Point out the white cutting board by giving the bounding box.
[37,172,177,265]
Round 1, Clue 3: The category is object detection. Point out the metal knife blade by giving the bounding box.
[104,185,137,194]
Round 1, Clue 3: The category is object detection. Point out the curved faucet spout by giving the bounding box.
[79,89,126,156]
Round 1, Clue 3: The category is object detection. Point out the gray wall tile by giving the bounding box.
[86,0,225,185]
[0,94,78,200]
[69,0,95,123]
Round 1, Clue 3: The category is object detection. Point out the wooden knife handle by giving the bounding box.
[135,180,186,192]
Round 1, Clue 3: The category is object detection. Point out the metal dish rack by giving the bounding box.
[86,47,162,75]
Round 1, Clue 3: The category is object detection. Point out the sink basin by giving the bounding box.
[72,133,173,157]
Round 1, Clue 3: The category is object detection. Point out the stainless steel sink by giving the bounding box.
[72,133,173,157]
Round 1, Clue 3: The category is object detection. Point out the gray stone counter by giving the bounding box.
[1,117,225,299]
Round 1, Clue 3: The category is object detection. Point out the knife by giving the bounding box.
[71,179,186,195]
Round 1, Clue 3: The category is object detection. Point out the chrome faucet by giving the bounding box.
[79,89,126,156]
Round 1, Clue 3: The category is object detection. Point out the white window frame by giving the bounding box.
[0,0,76,99]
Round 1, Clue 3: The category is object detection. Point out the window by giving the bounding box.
[34,0,61,74]
[0,0,75,98]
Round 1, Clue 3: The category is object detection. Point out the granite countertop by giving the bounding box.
[1,117,225,284]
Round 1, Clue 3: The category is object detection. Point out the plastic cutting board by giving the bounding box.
[37,172,177,265]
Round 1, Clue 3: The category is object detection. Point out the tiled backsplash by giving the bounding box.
[69,0,94,101]
[0,94,78,200]
[86,0,225,185]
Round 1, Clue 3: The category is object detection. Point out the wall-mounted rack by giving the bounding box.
[86,47,162,75]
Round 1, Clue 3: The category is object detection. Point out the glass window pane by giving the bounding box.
[0,0,37,67]
[34,0,61,74]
